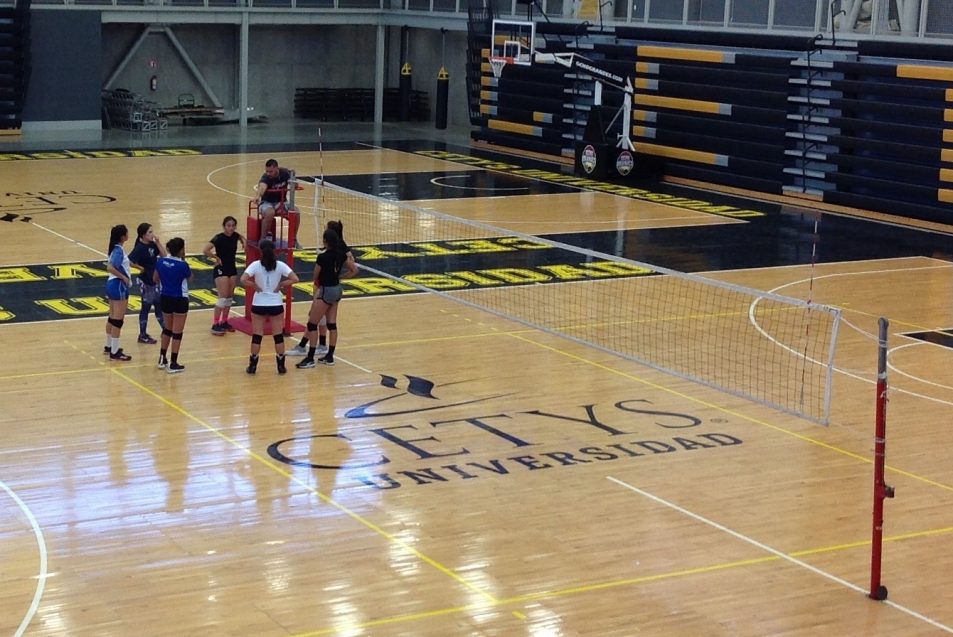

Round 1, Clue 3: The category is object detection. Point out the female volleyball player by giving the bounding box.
[204,215,245,335]
[128,222,166,344]
[295,227,357,369]
[104,224,133,361]
[240,239,299,375]
[154,237,193,374]
[288,220,356,358]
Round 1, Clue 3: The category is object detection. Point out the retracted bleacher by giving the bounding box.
[467,19,953,224]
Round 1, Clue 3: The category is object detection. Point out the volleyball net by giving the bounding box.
[303,178,842,424]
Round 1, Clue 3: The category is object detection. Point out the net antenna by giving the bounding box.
[489,19,535,78]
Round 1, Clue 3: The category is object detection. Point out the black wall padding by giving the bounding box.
[857,39,953,62]
[497,77,566,99]
[830,172,940,204]
[653,79,789,108]
[829,116,946,146]
[613,26,815,52]
[649,129,782,164]
[831,61,900,77]
[831,153,943,186]
[646,62,789,91]
[829,135,942,164]
[666,163,784,193]
[495,93,565,114]
[831,78,946,102]
[498,64,567,83]
[826,191,952,223]
[473,129,565,156]
[494,105,565,127]
[832,97,944,123]
[650,112,787,144]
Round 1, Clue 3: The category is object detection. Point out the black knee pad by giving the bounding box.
[327,322,337,331]
[172,332,183,341]
[273,334,285,345]
[162,328,174,337]
[108,318,123,329]
[252,334,263,344]
[307,322,318,332]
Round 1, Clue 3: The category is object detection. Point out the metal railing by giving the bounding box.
[18,0,953,41]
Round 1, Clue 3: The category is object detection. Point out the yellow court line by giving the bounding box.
[67,343,501,609]
[504,332,953,494]
[292,523,953,635]
[35,339,953,635]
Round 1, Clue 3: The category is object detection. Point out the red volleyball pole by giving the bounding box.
[869,317,895,601]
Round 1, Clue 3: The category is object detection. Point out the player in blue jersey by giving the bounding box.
[105,224,133,361]
[154,237,193,374]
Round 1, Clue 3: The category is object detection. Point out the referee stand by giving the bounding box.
[229,174,305,336]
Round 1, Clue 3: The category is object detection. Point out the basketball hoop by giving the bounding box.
[489,56,512,79]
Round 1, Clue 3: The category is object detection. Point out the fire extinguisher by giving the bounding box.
[150,75,158,91]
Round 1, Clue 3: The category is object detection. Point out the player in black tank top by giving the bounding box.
[203,216,245,334]
[295,227,358,368]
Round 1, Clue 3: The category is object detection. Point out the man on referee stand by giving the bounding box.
[253,158,293,241]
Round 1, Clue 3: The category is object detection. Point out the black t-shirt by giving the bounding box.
[316,248,347,287]
[128,239,161,282]
[210,232,241,270]
[259,168,292,204]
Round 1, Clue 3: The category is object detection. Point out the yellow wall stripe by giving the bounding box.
[946,109,953,123]
[634,93,726,115]
[940,168,953,183]
[947,88,953,102]
[634,78,658,91]
[488,119,540,136]
[943,148,953,164]
[940,189,953,204]
[635,142,725,166]
[637,45,726,64]
[635,61,659,74]
[897,65,953,82]
[945,130,953,144]
[480,90,497,101]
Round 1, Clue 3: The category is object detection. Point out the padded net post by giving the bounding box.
[869,316,895,601]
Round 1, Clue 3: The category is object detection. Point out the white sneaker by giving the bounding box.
[287,344,308,356]
[315,344,329,355]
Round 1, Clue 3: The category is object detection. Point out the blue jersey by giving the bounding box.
[156,257,191,298]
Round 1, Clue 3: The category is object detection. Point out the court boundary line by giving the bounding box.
[606,475,953,634]
[2,322,951,633]
[0,478,48,637]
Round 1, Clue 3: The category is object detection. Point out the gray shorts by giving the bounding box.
[317,285,343,305]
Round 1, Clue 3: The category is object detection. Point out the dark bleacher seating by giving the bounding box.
[294,87,429,121]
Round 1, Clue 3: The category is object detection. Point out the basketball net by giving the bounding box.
[489,57,510,79]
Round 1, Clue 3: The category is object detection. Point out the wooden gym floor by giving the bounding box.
[1,122,952,636]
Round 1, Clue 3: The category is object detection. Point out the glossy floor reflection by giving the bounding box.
[0,119,952,636]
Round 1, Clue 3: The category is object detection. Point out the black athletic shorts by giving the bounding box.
[251,304,283,317]
[213,265,238,278]
[160,295,190,315]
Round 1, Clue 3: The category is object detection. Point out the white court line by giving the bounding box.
[749,262,953,411]
[887,341,953,393]
[606,475,953,634]
[0,478,49,637]
[430,174,528,192]
[28,221,104,257]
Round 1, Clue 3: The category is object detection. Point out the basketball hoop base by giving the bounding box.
[228,316,305,337]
